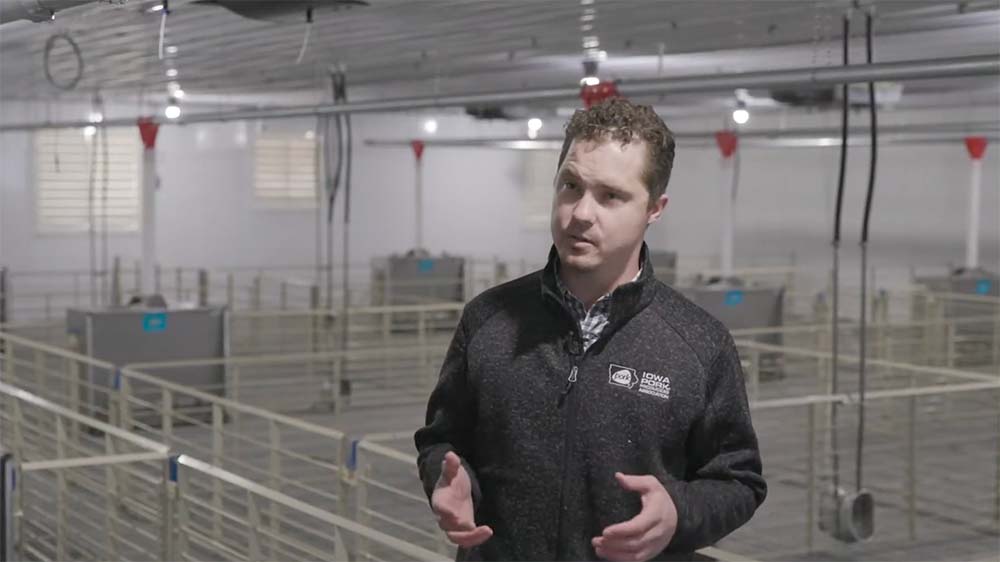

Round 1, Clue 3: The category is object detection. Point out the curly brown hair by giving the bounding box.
[557,97,676,203]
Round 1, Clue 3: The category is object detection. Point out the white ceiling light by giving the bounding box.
[149,4,164,12]
[173,88,186,99]
[423,119,438,134]
[166,68,178,78]
[527,118,543,139]
[305,130,315,140]
[732,107,750,125]
[165,102,181,120]
[165,45,178,55]
[580,76,600,87]
[83,126,96,137]
[88,112,103,124]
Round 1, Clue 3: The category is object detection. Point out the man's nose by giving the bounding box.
[570,191,597,225]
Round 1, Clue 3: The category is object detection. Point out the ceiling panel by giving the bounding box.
[0,0,997,108]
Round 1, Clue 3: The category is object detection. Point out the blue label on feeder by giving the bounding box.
[976,279,992,295]
[418,259,434,273]
[169,456,179,482]
[724,290,744,307]
[348,440,360,472]
[142,312,168,332]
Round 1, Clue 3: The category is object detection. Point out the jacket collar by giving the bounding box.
[541,242,658,336]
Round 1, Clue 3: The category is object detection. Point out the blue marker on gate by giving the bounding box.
[143,312,168,332]
[724,290,744,307]
[348,439,359,472]
[976,279,993,295]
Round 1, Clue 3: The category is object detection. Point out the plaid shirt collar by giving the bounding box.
[555,263,643,351]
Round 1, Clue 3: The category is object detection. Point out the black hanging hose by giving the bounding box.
[856,8,878,494]
[158,0,170,60]
[830,11,851,499]
[44,33,84,91]
[328,72,348,223]
[341,87,354,352]
[296,7,314,65]
[325,72,348,310]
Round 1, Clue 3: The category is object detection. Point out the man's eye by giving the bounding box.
[606,192,619,200]
[562,182,577,191]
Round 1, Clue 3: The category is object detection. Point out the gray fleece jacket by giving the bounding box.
[414,245,766,561]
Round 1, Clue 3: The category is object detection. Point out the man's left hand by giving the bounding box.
[592,472,678,562]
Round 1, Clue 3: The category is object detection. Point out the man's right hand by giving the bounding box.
[431,451,493,548]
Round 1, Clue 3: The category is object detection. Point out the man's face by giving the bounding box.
[550,137,668,274]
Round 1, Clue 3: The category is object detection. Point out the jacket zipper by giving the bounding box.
[555,327,585,557]
[542,284,589,558]
[557,365,578,407]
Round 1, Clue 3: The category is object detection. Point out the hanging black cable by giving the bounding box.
[296,7,314,65]
[325,72,347,310]
[158,0,170,60]
[830,11,851,501]
[856,7,878,494]
[44,33,84,91]
[341,95,354,359]
[342,111,353,308]
[328,72,348,223]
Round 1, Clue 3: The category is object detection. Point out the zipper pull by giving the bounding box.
[558,366,578,407]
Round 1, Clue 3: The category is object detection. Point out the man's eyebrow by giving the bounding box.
[555,167,581,182]
[601,183,630,196]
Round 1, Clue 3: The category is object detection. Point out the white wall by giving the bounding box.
[654,106,1000,288]
[2,101,998,294]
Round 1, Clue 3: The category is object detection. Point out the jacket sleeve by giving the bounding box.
[413,314,483,509]
[662,335,767,552]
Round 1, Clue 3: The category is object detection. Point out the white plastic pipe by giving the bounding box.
[414,156,423,251]
[141,149,157,295]
[720,155,735,278]
[4,56,997,129]
[966,157,982,269]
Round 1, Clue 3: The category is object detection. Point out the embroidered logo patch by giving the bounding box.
[608,364,639,389]
[638,371,671,401]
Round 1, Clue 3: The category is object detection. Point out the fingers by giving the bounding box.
[446,525,493,548]
[614,472,659,494]
[601,508,658,540]
[592,535,644,555]
[440,451,462,483]
[594,543,647,562]
[433,503,467,531]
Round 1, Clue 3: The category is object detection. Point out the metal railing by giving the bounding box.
[350,372,1000,561]
[228,302,461,355]
[0,380,173,561]
[0,331,352,521]
[170,454,447,562]
[743,381,999,558]
[350,433,770,562]
[0,380,449,562]
[128,342,448,416]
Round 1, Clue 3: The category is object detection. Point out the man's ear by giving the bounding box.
[647,194,669,224]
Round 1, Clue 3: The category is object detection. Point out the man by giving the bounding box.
[415,98,766,561]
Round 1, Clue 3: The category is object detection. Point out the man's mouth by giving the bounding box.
[569,234,594,245]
